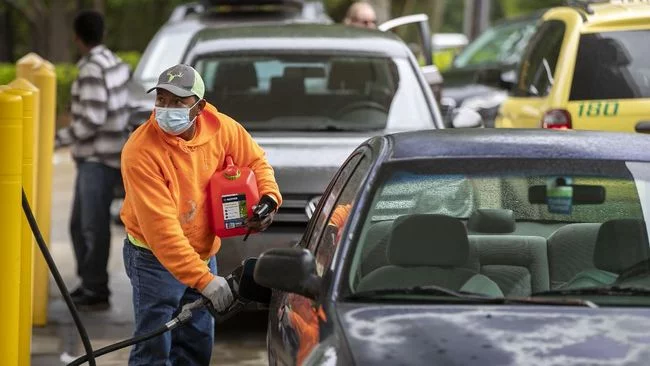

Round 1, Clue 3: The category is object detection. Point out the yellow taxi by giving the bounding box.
[495,0,650,132]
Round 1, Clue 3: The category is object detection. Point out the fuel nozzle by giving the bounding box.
[243,195,277,242]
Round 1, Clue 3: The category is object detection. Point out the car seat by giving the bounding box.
[560,219,650,289]
[357,214,503,297]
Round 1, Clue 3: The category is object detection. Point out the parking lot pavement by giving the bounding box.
[31,150,267,365]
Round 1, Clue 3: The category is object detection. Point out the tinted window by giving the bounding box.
[570,30,650,101]
[453,18,538,68]
[193,55,433,131]
[306,153,364,253]
[515,20,565,97]
[313,156,370,276]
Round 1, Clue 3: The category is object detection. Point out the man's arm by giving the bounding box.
[123,153,215,290]
[56,62,108,146]
[226,116,283,206]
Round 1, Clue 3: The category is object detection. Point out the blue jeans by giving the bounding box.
[123,240,216,365]
[71,161,121,296]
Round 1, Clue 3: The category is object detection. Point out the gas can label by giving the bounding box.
[222,193,247,229]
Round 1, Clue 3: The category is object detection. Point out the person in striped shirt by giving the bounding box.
[55,9,131,310]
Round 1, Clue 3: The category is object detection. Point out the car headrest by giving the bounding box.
[327,61,374,91]
[214,62,258,91]
[388,214,469,267]
[594,219,650,274]
[467,209,516,234]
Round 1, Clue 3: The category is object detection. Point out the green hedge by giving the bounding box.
[0,51,141,129]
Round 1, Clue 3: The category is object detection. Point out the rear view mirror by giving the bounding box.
[254,248,321,300]
[452,107,483,128]
[283,66,326,78]
[529,184,606,204]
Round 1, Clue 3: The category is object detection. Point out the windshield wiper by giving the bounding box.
[346,285,492,302]
[347,286,598,307]
[533,286,650,298]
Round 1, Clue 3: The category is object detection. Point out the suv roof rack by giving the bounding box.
[199,0,304,12]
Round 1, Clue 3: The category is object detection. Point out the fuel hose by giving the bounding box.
[21,189,97,366]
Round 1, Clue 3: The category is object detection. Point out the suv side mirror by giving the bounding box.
[452,107,483,128]
[476,68,514,91]
[254,248,321,300]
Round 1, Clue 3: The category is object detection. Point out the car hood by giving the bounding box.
[250,131,372,195]
[336,303,650,365]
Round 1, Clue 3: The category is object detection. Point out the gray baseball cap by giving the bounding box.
[147,64,205,99]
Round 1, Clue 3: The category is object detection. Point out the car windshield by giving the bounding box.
[345,159,650,306]
[453,18,537,68]
[192,54,433,131]
[570,29,650,100]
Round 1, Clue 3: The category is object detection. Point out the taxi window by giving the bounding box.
[514,20,565,97]
[570,30,650,101]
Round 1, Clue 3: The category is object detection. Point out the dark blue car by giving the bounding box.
[250,129,650,365]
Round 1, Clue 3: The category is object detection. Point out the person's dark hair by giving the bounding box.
[73,10,104,47]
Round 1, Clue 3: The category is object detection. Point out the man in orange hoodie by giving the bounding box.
[120,64,282,365]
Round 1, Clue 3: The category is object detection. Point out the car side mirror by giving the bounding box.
[476,68,514,91]
[452,107,483,128]
[254,248,321,300]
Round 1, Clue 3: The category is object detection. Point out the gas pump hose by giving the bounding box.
[21,189,97,366]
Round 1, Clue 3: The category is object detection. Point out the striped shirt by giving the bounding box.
[56,45,131,168]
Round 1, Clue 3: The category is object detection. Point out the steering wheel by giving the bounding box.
[334,101,389,120]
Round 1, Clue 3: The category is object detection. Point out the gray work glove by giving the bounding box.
[200,276,234,312]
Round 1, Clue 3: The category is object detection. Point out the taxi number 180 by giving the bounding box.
[577,101,619,117]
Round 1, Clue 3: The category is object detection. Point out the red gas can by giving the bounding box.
[209,156,259,238]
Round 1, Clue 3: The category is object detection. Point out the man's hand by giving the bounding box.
[245,195,278,232]
[200,276,234,312]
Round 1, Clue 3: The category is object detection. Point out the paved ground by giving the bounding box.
[31,149,268,365]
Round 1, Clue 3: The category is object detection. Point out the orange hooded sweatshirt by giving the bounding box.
[120,103,281,291]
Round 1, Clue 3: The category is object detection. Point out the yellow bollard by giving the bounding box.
[16,53,44,82]
[32,63,56,326]
[6,79,38,366]
[0,90,24,366]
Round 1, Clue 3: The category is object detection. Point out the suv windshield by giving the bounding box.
[193,54,433,131]
[570,29,650,101]
[346,159,650,306]
[453,18,538,68]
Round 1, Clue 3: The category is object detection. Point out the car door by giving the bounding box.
[268,149,371,366]
[379,14,444,104]
[496,19,566,128]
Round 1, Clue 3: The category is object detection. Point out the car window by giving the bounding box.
[193,54,433,131]
[514,20,565,97]
[313,156,370,277]
[453,19,538,68]
[346,158,650,306]
[305,153,365,254]
[570,29,650,101]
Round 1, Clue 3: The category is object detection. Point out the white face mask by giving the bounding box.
[155,99,201,135]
